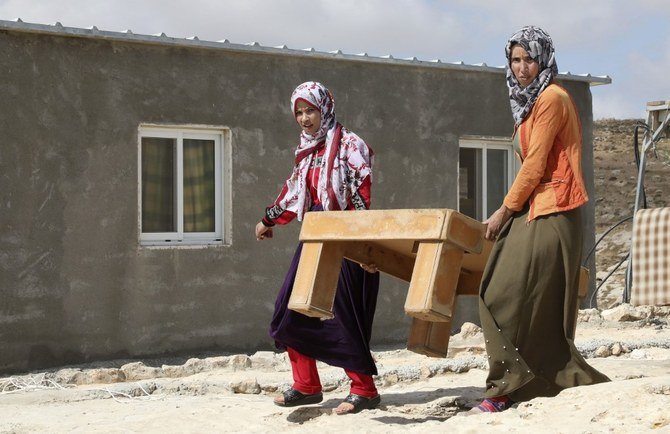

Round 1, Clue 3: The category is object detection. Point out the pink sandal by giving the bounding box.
[475,395,513,412]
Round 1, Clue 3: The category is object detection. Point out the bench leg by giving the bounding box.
[404,242,463,322]
[407,317,454,358]
[288,241,344,319]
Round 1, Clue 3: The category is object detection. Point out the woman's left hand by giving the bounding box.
[483,204,513,241]
[360,263,378,273]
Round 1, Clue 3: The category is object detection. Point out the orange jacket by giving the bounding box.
[503,83,588,221]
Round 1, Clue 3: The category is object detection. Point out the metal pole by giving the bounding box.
[624,114,670,302]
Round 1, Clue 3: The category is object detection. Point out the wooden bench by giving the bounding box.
[288,209,588,358]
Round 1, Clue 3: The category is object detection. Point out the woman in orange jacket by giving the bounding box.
[472,26,610,413]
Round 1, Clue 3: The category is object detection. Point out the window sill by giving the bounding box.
[139,240,229,249]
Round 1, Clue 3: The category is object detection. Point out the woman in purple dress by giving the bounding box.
[255,81,380,415]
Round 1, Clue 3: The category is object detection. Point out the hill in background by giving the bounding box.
[593,119,669,307]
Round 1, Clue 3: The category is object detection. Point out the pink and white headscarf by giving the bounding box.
[275,81,373,220]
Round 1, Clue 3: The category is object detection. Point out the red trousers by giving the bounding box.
[287,347,378,398]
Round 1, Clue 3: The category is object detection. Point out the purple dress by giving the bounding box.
[269,208,380,375]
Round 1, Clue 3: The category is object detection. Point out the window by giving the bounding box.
[458,137,518,221]
[138,125,231,246]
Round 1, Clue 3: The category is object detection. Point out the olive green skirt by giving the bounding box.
[479,204,610,402]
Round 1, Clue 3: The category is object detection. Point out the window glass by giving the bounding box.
[141,137,177,232]
[487,149,508,219]
[459,147,482,220]
[458,140,514,221]
[183,139,216,233]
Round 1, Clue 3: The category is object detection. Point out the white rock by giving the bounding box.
[381,373,400,387]
[121,362,164,380]
[578,308,602,323]
[457,322,482,339]
[249,351,281,369]
[161,365,186,378]
[601,304,645,322]
[635,305,655,319]
[229,354,252,370]
[52,368,83,385]
[67,368,125,385]
[652,306,670,319]
[630,349,648,360]
[230,379,261,394]
[594,345,611,358]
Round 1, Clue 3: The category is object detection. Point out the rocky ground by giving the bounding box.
[0,119,668,433]
[1,305,668,433]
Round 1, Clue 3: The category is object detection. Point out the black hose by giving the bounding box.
[589,252,630,308]
[625,121,653,303]
[583,215,633,266]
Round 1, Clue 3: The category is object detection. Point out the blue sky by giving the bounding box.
[2,0,668,119]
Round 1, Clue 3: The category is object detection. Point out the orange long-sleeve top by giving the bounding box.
[503,83,589,221]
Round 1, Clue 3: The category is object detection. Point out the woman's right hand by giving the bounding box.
[483,204,513,241]
[255,221,273,240]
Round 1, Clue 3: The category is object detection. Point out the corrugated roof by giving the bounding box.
[0,19,611,86]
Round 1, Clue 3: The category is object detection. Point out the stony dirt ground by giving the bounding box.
[1,306,668,433]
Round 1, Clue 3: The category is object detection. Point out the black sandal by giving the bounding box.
[336,393,381,414]
[274,388,323,407]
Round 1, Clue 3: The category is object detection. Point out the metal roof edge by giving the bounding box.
[0,19,612,86]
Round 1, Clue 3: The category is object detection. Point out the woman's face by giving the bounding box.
[510,45,540,88]
[294,99,321,135]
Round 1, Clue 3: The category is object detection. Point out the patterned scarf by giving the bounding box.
[505,26,558,126]
[276,81,373,220]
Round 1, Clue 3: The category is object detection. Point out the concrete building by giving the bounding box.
[0,19,610,373]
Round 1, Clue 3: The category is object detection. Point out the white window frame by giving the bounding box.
[458,136,519,220]
[138,124,232,247]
